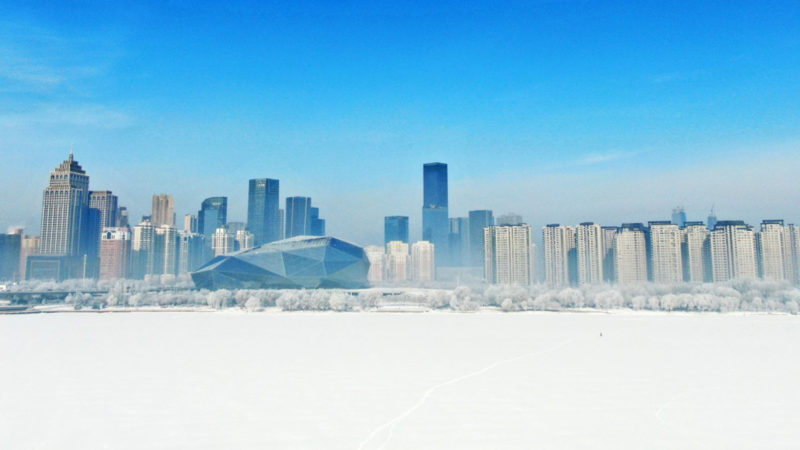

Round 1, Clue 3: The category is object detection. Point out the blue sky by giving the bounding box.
[1,0,799,244]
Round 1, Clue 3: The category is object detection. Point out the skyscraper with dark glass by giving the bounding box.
[198,197,227,239]
[310,207,325,236]
[468,210,494,267]
[422,162,449,266]
[247,178,280,245]
[384,216,409,245]
[285,196,312,238]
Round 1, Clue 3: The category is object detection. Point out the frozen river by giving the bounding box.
[1,311,798,449]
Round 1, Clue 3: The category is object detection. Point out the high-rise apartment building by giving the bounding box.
[198,197,227,239]
[468,210,494,268]
[178,231,205,274]
[648,221,683,284]
[89,191,118,228]
[614,223,648,285]
[710,221,757,282]
[131,220,155,279]
[386,241,409,282]
[543,224,573,286]
[235,230,255,251]
[756,220,794,282]
[285,196,312,238]
[212,227,235,257]
[247,178,280,245]
[384,216,409,245]
[422,163,449,267]
[485,224,534,285]
[154,225,179,275]
[183,214,197,233]
[151,194,175,227]
[364,245,385,284]
[411,241,435,282]
[576,222,603,284]
[99,227,131,280]
[682,222,711,282]
[601,226,618,282]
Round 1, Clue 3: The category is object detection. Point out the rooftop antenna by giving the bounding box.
[69,143,74,161]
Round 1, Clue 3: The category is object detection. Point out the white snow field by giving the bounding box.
[1,312,798,449]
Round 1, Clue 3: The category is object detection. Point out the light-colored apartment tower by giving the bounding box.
[576,222,603,284]
[614,223,648,285]
[543,224,572,286]
[132,220,155,278]
[152,194,176,227]
[485,224,534,285]
[756,220,795,282]
[154,225,178,275]
[386,241,409,282]
[184,214,198,233]
[789,224,800,284]
[710,221,757,281]
[212,227,235,257]
[682,222,710,282]
[411,241,435,282]
[364,245,385,283]
[601,226,618,282]
[235,230,255,251]
[648,221,683,284]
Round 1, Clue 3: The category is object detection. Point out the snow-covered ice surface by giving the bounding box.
[1,311,798,449]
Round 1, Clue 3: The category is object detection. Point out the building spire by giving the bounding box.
[69,143,74,162]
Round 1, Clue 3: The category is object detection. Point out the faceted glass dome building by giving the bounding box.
[191,236,370,290]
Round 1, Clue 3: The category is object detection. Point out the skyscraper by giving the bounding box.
[131,220,155,279]
[615,223,648,285]
[671,206,687,228]
[235,230,255,251]
[178,231,205,274]
[543,224,573,286]
[682,222,711,282]
[198,197,227,239]
[40,153,90,257]
[154,225,179,275]
[364,245,386,284]
[99,228,131,280]
[710,221,757,281]
[247,178,280,245]
[468,210,494,267]
[285,196,312,238]
[576,222,603,284]
[756,220,794,282]
[601,226,618,282]
[707,208,718,231]
[212,227,235,256]
[89,191,118,228]
[183,214,197,233]
[18,234,40,280]
[117,206,129,228]
[386,241,409,282]
[411,241,435,282]
[422,163,449,266]
[310,207,325,236]
[151,194,175,227]
[485,224,535,285]
[648,221,683,284]
[0,232,22,281]
[448,217,469,267]
[384,216,409,245]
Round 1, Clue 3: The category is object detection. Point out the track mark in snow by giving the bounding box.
[358,336,579,450]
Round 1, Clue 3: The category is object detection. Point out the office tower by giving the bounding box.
[80,207,102,278]
[198,197,227,239]
[671,206,687,228]
[131,220,155,279]
[152,194,175,227]
[448,217,469,267]
[182,214,197,233]
[468,210,494,267]
[682,222,711,282]
[285,196,312,238]
[310,207,326,236]
[117,206,129,227]
[89,191,118,228]
[40,153,90,258]
[410,241,436,282]
[422,163,449,267]
[154,225,179,275]
[178,231,205,274]
[247,178,281,245]
[0,232,22,281]
[710,221,757,282]
[496,213,523,226]
[576,222,603,284]
[485,224,534,285]
[364,246,385,283]
[615,223,648,285]
[99,228,131,280]
[756,220,794,282]
[384,216,409,245]
[212,227,235,257]
[648,221,683,284]
[601,226,618,282]
[707,208,717,231]
[19,234,40,280]
[543,224,574,286]
[386,241,409,282]
[235,230,255,251]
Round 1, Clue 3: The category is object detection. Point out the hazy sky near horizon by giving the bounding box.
[1,1,799,244]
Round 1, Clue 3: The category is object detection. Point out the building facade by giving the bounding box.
[485,224,534,285]
[648,221,683,284]
[614,223,648,285]
[247,178,281,245]
[576,222,603,284]
[384,216,409,245]
[468,210,494,268]
[152,194,175,227]
[99,227,131,280]
[411,241,435,282]
[710,221,757,281]
[422,162,449,267]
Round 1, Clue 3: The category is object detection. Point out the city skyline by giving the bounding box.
[2,2,799,244]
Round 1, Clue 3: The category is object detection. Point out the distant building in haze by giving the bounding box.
[671,206,687,228]
[543,224,574,286]
[496,213,523,226]
[235,230,255,251]
[710,221,757,282]
[178,231,205,274]
[485,224,534,285]
[198,197,227,239]
[131,220,155,279]
[448,217,469,267]
[615,223,648,285]
[468,210,494,268]
[183,214,197,233]
[386,241,409,282]
[152,194,175,227]
[411,241,435,282]
[756,220,794,282]
[247,178,280,245]
[422,163,449,267]
[0,232,22,281]
[310,207,325,236]
[682,222,711,282]
[601,226,618,282]
[89,191,118,228]
[648,221,683,284]
[384,216,409,245]
[285,196,312,238]
[576,222,603,284]
[212,227,235,257]
[364,245,385,283]
[99,227,131,280]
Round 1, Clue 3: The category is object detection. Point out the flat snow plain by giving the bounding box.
[1,311,798,449]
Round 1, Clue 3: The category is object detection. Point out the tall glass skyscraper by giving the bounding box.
[285,196,312,238]
[310,207,326,236]
[384,216,409,245]
[198,197,227,239]
[40,153,90,256]
[468,210,494,267]
[422,162,449,266]
[247,178,280,245]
